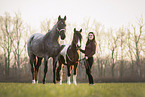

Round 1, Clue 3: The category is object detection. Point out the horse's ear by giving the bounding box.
[74,28,76,32]
[64,16,66,20]
[80,29,82,33]
[58,15,61,21]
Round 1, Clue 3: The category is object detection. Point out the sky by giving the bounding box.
[0,0,145,32]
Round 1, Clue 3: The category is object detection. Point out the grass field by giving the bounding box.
[0,83,145,97]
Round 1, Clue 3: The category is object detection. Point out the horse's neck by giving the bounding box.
[68,42,78,62]
[70,42,77,52]
[43,25,59,43]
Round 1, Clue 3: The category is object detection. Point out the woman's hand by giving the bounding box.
[85,56,88,60]
[79,48,85,53]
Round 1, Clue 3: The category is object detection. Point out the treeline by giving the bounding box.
[0,12,145,83]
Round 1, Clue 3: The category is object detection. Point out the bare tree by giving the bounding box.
[127,28,135,75]
[40,19,51,33]
[93,21,105,78]
[108,29,120,77]
[12,12,27,78]
[0,12,14,77]
[131,17,145,78]
[118,27,126,79]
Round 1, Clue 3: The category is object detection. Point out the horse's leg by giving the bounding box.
[35,57,43,84]
[53,57,58,84]
[56,60,63,85]
[59,67,63,85]
[30,55,36,84]
[67,65,71,85]
[73,63,78,85]
[43,56,48,84]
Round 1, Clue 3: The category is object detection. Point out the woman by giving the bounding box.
[79,32,96,85]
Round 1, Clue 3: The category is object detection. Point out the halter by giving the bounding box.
[57,28,65,34]
[66,53,87,64]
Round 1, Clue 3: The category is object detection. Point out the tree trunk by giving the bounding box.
[4,53,8,78]
[111,63,115,77]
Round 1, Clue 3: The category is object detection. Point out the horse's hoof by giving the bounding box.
[67,81,71,85]
[59,82,62,85]
[43,80,46,84]
[32,80,35,84]
[53,81,56,84]
[67,76,71,85]
[73,81,77,85]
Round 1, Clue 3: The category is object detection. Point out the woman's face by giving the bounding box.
[88,33,94,40]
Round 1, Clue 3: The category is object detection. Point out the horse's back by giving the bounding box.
[27,33,44,57]
[30,33,44,41]
[27,33,43,47]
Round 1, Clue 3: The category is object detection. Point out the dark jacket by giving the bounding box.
[80,41,96,57]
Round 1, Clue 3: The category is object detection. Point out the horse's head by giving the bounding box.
[57,15,66,40]
[73,28,82,48]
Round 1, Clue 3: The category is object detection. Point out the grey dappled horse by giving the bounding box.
[27,16,66,84]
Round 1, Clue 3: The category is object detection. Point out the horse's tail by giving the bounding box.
[29,35,34,45]
[27,35,35,53]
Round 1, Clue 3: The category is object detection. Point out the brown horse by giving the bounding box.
[56,28,82,85]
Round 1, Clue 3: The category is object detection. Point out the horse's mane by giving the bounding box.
[44,22,58,39]
[75,31,82,40]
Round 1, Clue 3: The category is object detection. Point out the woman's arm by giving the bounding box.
[79,48,85,53]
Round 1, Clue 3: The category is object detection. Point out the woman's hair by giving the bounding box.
[86,32,96,45]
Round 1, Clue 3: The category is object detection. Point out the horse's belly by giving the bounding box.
[31,42,44,57]
[33,51,44,58]
[60,44,70,64]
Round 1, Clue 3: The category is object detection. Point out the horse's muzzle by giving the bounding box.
[61,34,66,40]
[77,45,81,49]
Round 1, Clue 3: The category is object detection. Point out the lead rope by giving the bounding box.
[66,53,74,62]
